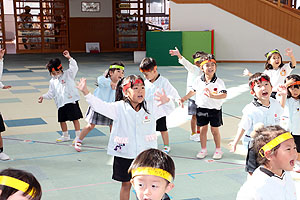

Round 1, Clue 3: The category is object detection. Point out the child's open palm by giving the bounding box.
[285,48,294,57]
[154,88,169,106]
[76,78,89,95]
[169,47,181,57]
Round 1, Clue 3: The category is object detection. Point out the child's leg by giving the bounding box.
[60,121,68,132]
[72,119,80,131]
[0,134,3,148]
[79,123,96,141]
[161,131,169,146]
[109,125,112,133]
[210,126,221,149]
[191,115,197,133]
[120,181,131,200]
[199,125,208,149]
[57,122,70,142]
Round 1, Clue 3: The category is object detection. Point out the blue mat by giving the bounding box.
[5,118,47,127]
[57,128,106,139]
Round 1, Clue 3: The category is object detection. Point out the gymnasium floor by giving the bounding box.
[0,52,299,200]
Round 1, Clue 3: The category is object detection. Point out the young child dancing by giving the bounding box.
[77,75,174,200]
[236,125,297,200]
[282,74,300,172]
[181,53,227,160]
[0,168,42,199]
[0,49,11,161]
[139,57,181,154]
[244,48,296,98]
[128,148,175,200]
[38,50,83,142]
[74,62,125,152]
[169,47,203,141]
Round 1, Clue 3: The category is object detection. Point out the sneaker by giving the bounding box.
[0,152,10,161]
[72,136,79,145]
[196,150,207,159]
[190,134,200,142]
[213,151,223,160]
[74,142,82,152]
[162,146,171,154]
[56,135,71,143]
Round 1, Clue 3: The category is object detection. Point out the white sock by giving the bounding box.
[75,130,81,137]
[62,131,69,137]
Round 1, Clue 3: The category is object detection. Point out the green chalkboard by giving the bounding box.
[182,31,212,64]
[146,31,182,66]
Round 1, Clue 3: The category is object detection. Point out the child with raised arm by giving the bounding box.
[128,148,175,200]
[38,50,83,142]
[77,75,174,200]
[0,49,11,161]
[74,62,124,152]
[236,125,297,200]
[244,48,296,98]
[181,54,227,160]
[0,168,42,200]
[169,47,203,141]
[139,57,181,154]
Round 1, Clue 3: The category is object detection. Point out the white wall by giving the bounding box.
[170,2,300,61]
[69,0,112,18]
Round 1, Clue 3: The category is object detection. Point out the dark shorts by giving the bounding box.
[271,91,277,99]
[196,107,223,127]
[0,113,5,132]
[156,116,167,132]
[85,106,113,126]
[188,99,197,115]
[245,145,258,173]
[292,134,300,153]
[112,156,134,182]
[58,101,83,122]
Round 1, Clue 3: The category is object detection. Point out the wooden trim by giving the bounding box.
[216,60,300,63]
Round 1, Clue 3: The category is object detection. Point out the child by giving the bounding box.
[74,62,125,152]
[76,75,174,200]
[282,74,300,172]
[180,54,227,160]
[0,49,11,161]
[169,47,203,141]
[38,50,83,142]
[0,168,42,199]
[236,125,297,200]
[244,48,296,98]
[139,57,181,154]
[128,148,175,200]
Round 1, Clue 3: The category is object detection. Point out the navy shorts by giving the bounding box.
[196,107,223,127]
[156,116,167,132]
[112,156,134,182]
[188,99,197,115]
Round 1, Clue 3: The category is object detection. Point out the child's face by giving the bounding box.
[268,53,281,69]
[110,69,124,83]
[0,190,32,200]
[51,70,63,78]
[201,62,216,76]
[252,80,272,101]
[288,84,300,99]
[131,175,174,200]
[269,138,297,173]
[124,83,145,106]
[142,70,157,82]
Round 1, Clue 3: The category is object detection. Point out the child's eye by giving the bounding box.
[151,184,159,188]
[138,183,144,188]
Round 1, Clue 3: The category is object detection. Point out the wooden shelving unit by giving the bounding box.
[0,0,5,50]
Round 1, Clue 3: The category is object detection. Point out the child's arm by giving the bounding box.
[63,50,78,79]
[285,48,296,67]
[180,90,196,104]
[243,68,253,77]
[38,82,55,103]
[276,84,287,108]
[169,47,182,59]
[0,49,11,89]
[204,88,227,99]
[153,88,175,119]
[229,127,246,152]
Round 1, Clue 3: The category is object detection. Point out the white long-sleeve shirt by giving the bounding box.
[85,93,175,159]
[0,58,4,88]
[178,57,202,100]
[42,58,80,108]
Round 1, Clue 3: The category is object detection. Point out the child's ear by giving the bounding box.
[264,150,273,160]
[165,183,174,193]
[130,179,134,186]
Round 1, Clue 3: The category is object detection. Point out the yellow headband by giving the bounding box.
[110,65,124,70]
[266,50,280,59]
[131,167,173,182]
[194,57,201,63]
[200,59,216,67]
[0,176,34,197]
[259,132,294,157]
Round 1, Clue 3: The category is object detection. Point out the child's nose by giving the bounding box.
[143,187,152,195]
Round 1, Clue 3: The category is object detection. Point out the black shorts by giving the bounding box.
[156,116,167,132]
[0,113,5,132]
[112,156,134,182]
[245,146,258,173]
[292,134,300,153]
[58,101,83,122]
[196,107,223,127]
[188,99,197,115]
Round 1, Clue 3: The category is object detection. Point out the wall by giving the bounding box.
[68,0,114,52]
[170,2,300,61]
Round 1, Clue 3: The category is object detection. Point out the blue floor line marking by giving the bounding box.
[4,117,47,127]
[57,129,106,138]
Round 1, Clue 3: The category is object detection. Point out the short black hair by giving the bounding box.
[264,49,284,70]
[285,74,300,99]
[139,57,157,71]
[46,58,62,73]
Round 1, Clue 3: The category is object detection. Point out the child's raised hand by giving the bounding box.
[285,48,294,57]
[169,47,180,56]
[63,50,71,59]
[154,88,170,106]
[277,84,287,96]
[76,78,89,95]
[243,68,251,77]
[38,96,43,103]
[0,49,5,59]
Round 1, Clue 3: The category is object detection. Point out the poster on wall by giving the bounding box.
[86,42,100,53]
[81,2,101,12]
